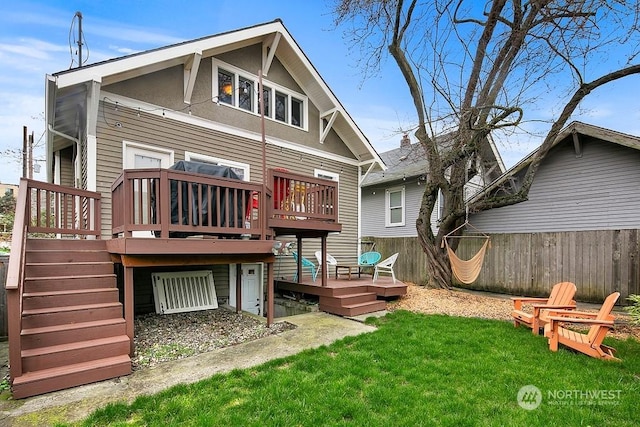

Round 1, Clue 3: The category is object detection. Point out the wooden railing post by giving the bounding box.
[6,179,29,379]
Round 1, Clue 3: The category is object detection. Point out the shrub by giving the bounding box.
[625,294,640,324]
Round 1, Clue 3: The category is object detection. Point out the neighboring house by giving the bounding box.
[460,121,640,303]
[361,133,505,238]
[0,183,19,198]
[8,19,389,398]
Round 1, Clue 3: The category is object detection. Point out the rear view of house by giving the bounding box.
[6,19,385,398]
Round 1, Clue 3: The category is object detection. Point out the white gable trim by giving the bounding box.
[261,32,280,76]
[320,108,339,144]
[183,51,202,104]
[54,22,287,89]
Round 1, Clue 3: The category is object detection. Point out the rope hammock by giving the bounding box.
[442,221,490,284]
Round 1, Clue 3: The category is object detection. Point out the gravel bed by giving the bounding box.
[133,308,296,370]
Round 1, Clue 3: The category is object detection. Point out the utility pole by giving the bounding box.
[22,126,28,178]
[28,131,34,179]
[76,11,83,68]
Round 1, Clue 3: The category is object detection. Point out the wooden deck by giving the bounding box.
[276,275,407,317]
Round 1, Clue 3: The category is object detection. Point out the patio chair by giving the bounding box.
[359,251,381,276]
[511,281,577,335]
[315,250,337,277]
[373,253,399,283]
[292,251,318,282]
[544,292,620,360]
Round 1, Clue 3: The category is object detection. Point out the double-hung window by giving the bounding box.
[385,186,405,227]
[214,59,307,130]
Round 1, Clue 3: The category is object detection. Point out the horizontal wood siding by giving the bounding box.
[361,179,428,238]
[470,138,640,232]
[456,230,640,304]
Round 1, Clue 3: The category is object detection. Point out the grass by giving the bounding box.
[67,311,639,426]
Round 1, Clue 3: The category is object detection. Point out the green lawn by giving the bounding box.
[70,311,639,426]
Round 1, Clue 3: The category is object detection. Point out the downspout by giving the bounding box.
[47,124,80,145]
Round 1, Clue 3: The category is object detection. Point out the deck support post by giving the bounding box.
[267,261,274,326]
[124,266,135,356]
[296,235,303,283]
[321,235,327,287]
[235,263,242,314]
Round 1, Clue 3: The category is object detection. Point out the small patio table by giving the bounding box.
[335,264,362,280]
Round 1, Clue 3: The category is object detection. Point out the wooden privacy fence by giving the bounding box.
[368,229,640,304]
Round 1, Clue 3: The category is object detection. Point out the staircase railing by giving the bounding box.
[5,179,103,380]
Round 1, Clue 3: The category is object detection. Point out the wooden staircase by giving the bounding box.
[277,279,407,317]
[11,239,131,399]
[319,286,387,316]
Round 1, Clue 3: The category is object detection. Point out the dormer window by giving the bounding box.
[213,59,307,130]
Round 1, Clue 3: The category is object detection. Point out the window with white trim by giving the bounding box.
[315,169,339,218]
[185,151,250,181]
[385,186,405,227]
[436,189,445,222]
[213,59,307,130]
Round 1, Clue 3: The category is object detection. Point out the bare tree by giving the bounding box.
[332,0,640,288]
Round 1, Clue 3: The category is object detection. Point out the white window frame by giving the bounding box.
[122,141,174,169]
[314,168,339,220]
[314,169,339,182]
[385,186,405,227]
[213,59,308,131]
[436,189,445,223]
[185,151,250,181]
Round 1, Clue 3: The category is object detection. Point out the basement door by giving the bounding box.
[229,263,263,316]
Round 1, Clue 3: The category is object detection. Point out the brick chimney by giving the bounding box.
[400,134,411,148]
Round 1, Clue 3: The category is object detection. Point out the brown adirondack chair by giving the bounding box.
[544,292,620,360]
[511,282,577,335]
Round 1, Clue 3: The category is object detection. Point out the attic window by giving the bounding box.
[213,59,308,130]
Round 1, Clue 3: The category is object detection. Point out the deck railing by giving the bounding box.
[111,168,267,239]
[111,168,339,239]
[270,168,338,223]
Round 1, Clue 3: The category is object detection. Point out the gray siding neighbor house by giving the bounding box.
[361,134,505,238]
[358,133,504,285]
[459,121,640,303]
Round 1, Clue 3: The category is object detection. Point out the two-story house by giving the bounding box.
[7,19,392,398]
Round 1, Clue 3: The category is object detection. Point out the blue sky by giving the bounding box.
[1,0,639,185]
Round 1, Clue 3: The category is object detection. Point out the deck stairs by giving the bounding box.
[276,278,407,317]
[11,239,131,399]
[319,285,388,316]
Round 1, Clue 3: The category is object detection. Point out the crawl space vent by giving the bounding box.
[151,270,218,314]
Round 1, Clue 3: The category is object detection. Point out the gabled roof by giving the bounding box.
[360,132,505,187]
[49,19,384,168]
[469,121,640,201]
